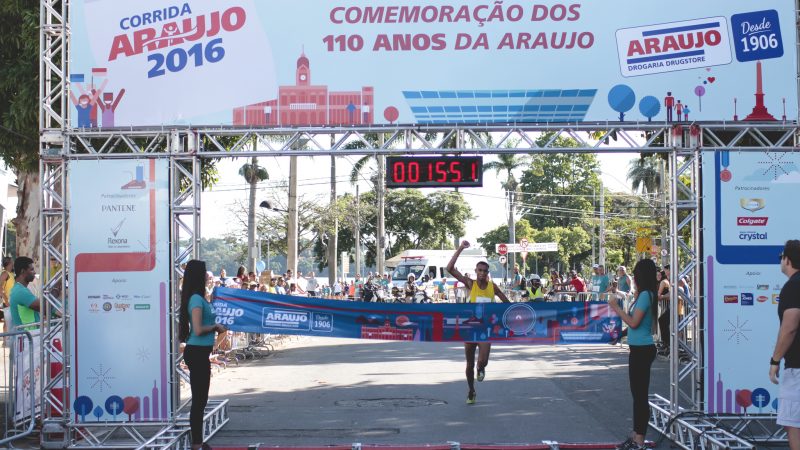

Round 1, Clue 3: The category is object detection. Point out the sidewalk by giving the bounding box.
[203,337,670,448]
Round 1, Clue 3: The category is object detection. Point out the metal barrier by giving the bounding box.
[0,329,36,446]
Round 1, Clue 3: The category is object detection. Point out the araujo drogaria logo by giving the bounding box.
[616,17,732,77]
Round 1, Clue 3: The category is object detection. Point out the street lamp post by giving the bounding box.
[260,200,287,272]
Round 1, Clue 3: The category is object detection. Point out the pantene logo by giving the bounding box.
[737,217,768,226]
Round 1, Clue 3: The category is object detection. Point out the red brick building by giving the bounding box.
[233,51,374,126]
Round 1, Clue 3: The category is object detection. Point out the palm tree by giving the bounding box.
[627,155,661,195]
[483,154,530,247]
[240,156,269,272]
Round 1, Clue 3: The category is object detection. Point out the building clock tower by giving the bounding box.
[296,51,310,86]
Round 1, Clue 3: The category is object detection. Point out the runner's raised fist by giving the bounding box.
[460,240,471,249]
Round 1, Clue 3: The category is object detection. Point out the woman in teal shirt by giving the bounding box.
[608,259,658,450]
[179,260,227,450]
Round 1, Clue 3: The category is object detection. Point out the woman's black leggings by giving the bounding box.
[184,345,213,445]
[629,344,657,436]
[658,308,670,350]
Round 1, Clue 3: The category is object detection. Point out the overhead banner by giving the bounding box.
[68,1,797,127]
[68,160,171,424]
[702,150,800,414]
[212,287,621,344]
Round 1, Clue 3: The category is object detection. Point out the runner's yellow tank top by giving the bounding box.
[468,279,495,303]
[3,270,13,301]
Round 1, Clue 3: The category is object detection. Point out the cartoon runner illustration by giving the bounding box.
[98,89,126,128]
[70,79,107,128]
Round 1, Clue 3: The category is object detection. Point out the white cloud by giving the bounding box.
[773,171,800,184]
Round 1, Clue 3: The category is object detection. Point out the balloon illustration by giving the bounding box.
[694,86,706,112]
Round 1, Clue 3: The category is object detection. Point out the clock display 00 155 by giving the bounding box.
[386,156,483,188]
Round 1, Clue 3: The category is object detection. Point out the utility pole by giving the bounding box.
[599,177,606,267]
[247,136,258,272]
[377,133,386,275]
[328,139,338,286]
[355,184,361,276]
[288,155,299,276]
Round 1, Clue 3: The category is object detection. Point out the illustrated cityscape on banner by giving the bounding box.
[68,160,171,423]
[67,1,797,127]
[703,150,800,414]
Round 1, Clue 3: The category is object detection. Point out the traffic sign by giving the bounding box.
[520,238,529,249]
[497,242,558,253]
[499,255,507,264]
[521,251,528,260]
[635,237,652,253]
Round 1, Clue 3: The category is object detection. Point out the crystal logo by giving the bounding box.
[740,198,765,212]
[739,231,767,241]
[737,217,768,226]
[757,295,769,303]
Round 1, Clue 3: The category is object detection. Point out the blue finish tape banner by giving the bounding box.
[69,0,797,127]
[212,287,621,344]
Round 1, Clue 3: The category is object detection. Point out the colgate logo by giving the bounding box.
[737,217,768,226]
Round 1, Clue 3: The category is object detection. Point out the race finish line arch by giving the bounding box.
[36,0,800,448]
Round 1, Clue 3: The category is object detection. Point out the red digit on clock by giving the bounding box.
[450,161,462,182]
[435,161,447,182]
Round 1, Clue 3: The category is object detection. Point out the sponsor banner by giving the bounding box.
[68,160,170,423]
[212,287,621,344]
[702,150,800,414]
[69,1,797,126]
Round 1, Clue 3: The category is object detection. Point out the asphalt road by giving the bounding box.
[201,336,671,448]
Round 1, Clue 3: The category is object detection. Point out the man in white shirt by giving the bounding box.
[306,272,319,297]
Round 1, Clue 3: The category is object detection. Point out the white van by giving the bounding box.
[389,249,488,289]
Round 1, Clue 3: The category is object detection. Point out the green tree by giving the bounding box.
[239,157,269,270]
[316,189,472,268]
[477,219,591,273]
[627,155,662,195]
[518,135,601,229]
[0,1,39,256]
[483,152,529,244]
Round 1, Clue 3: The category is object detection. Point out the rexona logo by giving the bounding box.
[739,231,767,241]
[262,308,310,330]
[737,217,768,226]
[616,17,731,77]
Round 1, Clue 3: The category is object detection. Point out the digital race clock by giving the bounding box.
[386,156,483,188]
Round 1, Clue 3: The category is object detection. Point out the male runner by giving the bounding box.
[447,240,510,404]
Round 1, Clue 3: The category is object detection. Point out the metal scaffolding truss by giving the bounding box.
[50,122,798,158]
[38,122,799,448]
